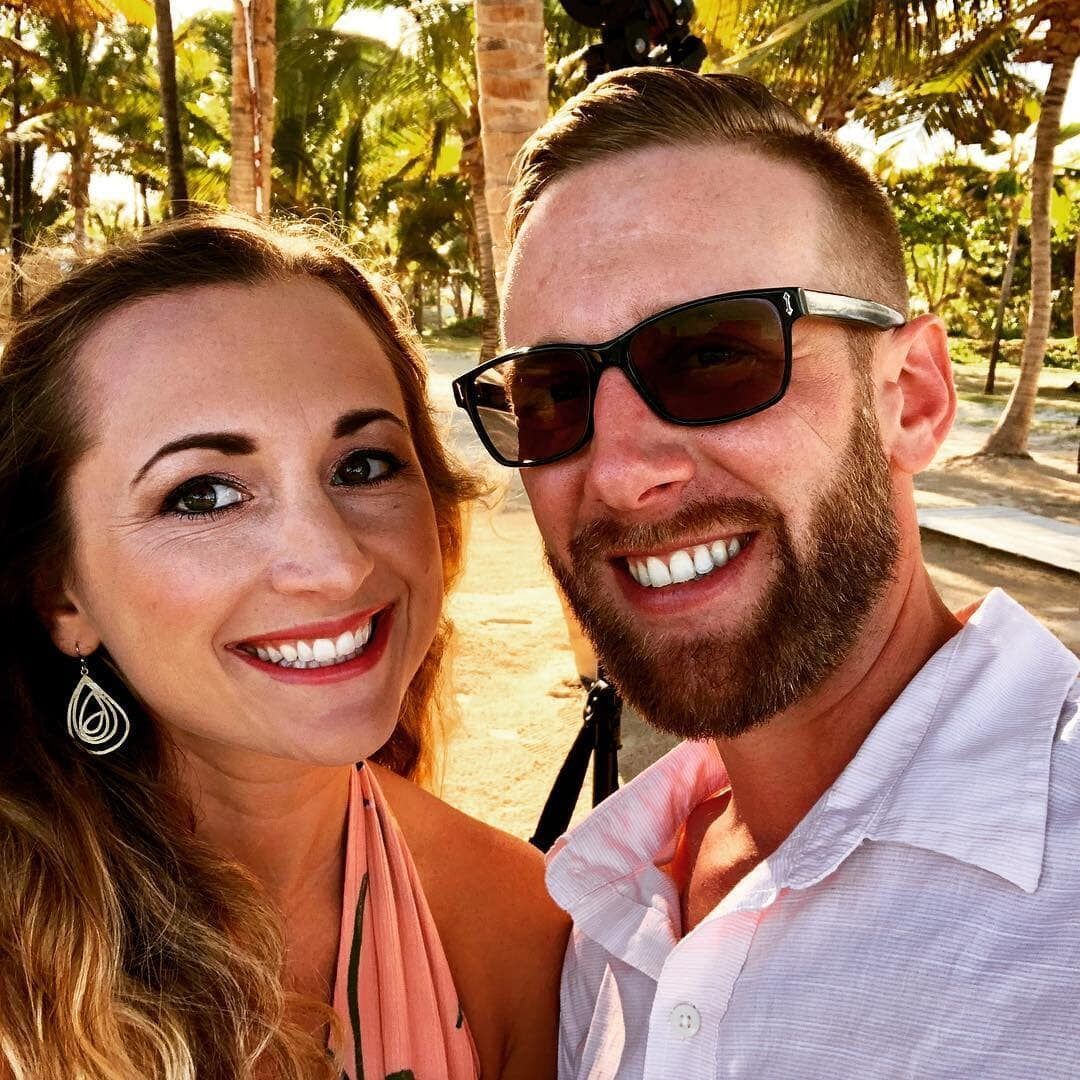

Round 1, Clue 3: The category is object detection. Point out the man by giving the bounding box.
[453,70,1080,1077]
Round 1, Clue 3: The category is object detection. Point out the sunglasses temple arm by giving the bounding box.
[800,290,905,329]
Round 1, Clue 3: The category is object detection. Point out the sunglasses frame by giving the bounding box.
[452,287,905,468]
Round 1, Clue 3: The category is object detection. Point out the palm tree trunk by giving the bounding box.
[1073,228,1079,359]
[979,52,1075,457]
[139,177,152,227]
[473,0,547,290]
[229,0,275,217]
[461,121,500,361]
[9,13,26,318]
[70,134,91,258]
[154,0,189,216]
[411,273,424,335]
[984,198,1022,395]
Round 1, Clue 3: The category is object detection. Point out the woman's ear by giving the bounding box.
[45,583,102,658]
[875,313,956,474]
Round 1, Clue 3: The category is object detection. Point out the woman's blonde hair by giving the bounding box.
[0,213,482,1078]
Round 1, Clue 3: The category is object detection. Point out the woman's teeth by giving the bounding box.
[242,620,374,668]
[626,535,748,589]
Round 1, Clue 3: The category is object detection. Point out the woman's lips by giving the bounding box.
[231,607,394,685]
[235,605,385,653]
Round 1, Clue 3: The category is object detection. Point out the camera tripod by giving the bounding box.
[530,671,623,853]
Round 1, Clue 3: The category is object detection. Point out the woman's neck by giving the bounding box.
[171,734,352,913]
[172,737,354,1012]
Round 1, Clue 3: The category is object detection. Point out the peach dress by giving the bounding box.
[329,763,480,1080]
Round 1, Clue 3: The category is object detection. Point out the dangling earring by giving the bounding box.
[67,645,130,755]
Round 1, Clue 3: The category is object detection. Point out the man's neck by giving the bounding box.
[677,563,961,924]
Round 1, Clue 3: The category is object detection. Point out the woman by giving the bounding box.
[0,214,566,1080]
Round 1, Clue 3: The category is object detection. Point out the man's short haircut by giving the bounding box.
[508,68,909,315]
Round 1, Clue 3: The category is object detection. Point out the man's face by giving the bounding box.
[502,144,900,739]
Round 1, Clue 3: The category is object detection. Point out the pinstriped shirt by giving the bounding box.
[546,590,1080,1079]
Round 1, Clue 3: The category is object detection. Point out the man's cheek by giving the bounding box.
[523,475,572,551]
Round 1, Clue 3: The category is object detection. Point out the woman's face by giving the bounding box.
[55,277,444,766]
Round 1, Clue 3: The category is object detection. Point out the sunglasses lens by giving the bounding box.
[629,298,787,421]
[469,350,591,465]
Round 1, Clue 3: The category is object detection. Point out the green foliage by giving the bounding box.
[887,158,1077,340]
[444,314,484,337]
[949,337,1079,371]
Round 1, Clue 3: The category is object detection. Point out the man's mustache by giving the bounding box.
[568,497,777,567]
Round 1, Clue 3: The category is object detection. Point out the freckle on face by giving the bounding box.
[63,277,444,767]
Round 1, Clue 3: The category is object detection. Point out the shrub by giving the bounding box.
[444,315,485,338]
[947,337,1078,370]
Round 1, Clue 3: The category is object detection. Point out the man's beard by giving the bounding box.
[544,387,900,741]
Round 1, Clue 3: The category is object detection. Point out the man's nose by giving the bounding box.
[268,492,374,601]
[581,368,695,514]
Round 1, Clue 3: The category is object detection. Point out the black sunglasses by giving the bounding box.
[452,287,905,468]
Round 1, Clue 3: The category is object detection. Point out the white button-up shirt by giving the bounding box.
[546,590,1080,1079]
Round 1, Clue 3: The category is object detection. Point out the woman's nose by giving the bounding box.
[267,492,374,601]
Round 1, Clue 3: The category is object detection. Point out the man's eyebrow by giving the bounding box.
[332,408,407,439]
[132,432,256,487]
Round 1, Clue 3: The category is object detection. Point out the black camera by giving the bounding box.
[560,0,707,80]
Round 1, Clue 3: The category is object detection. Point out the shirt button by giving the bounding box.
[670,1002,701,1039]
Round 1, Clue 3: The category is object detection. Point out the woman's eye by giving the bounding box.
[168,479,244,516]
[332,450,403,487]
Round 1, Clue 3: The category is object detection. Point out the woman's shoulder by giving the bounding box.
[369,761,567,941]
[369,762,569,1075]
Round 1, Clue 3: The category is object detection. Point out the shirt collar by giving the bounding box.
[545,739,723,977]
[547,590,1079,956]
[785,588,1079,895]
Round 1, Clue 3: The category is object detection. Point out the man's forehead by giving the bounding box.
[503,143,831,347]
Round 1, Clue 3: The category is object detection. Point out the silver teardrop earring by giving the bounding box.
[67,645,130,755]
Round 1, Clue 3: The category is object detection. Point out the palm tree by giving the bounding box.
[230,0,275,216]
[4,11,39,314]
[3,0,153,256]
[473,0,548,285]
[272,0,395,218]
[707,0,969,129]
[979,2,1078,456]
[153,0,188,215]
[28,22,118,254]
[710,0,1079,455]
[380,0,503,354]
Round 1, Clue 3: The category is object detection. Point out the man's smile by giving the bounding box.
[621,532,754,589]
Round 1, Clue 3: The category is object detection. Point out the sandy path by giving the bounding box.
[440,508,595,840]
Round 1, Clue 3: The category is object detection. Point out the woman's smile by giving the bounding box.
[230,605,395,684]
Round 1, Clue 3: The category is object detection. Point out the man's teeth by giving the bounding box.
[244,620,374,668]
[627,536,746,589]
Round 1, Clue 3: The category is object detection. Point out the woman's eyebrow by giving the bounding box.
[332,408,407,439]
[131,432,256,488]
[131,410,407,488]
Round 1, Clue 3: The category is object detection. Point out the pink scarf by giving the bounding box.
[329,764,480,1080]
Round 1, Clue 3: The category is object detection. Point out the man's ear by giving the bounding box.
[875,313,956,474]
[45,583,101,659]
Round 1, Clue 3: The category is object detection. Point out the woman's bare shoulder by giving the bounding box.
[370,763,569,1075]
[370,761,566,937]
